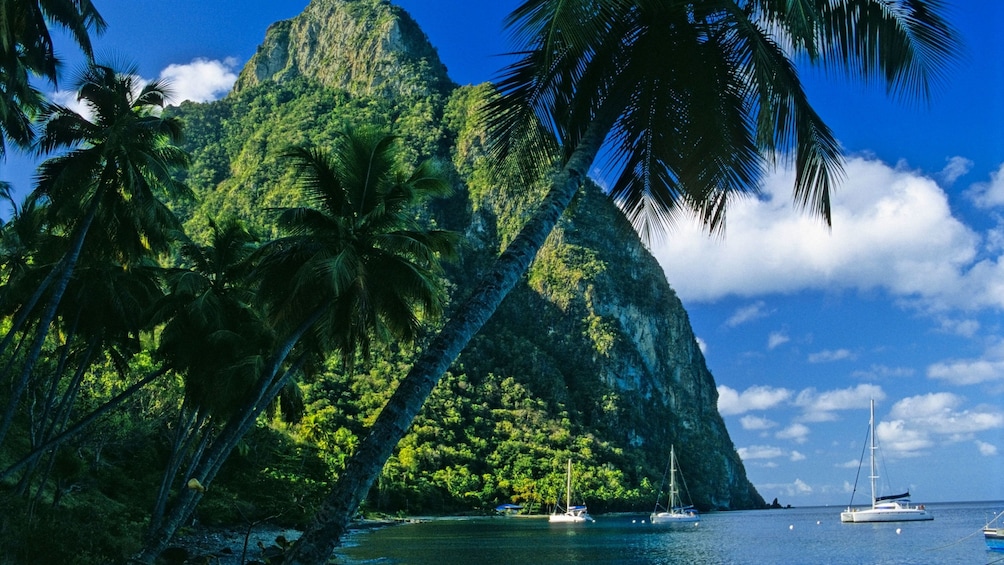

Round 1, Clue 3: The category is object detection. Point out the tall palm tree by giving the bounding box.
[283,1,959,562]
[0,62,190,448]
[135,131,457,563]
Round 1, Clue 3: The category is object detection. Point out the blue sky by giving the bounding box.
[8,1,1003,507]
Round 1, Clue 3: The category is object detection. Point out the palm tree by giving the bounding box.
[134,131,457,563]
[0,62,190,448]
[283,1,959,562]
[0,0,105,156]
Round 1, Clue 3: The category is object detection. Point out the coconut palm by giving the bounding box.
[0,0,105,156]
[283,1,959,562]
[134,131,457,563]
[0,62,190,448]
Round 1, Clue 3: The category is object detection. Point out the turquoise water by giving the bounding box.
[335,501,1004,564]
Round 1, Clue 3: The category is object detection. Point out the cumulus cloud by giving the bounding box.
[737,445,786,460]
[790,450,806,461]
[717,385,792,415]
[928,359,1004,385]
[776,423,810,443]
[793,384,884,421]
[877,393,1004,457]
[160,57,239,104]
[740,415,776,431]
[46,58,238,120]
[651,156,1004,313]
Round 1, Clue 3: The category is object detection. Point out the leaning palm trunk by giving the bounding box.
[0,189,102,449]
[282,116,610,564]
[0,366,168,482]
[134,309,323,564]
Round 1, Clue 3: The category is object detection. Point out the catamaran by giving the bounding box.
[840,399,932,523]
[549,459,594,523]
[650,444,699,525]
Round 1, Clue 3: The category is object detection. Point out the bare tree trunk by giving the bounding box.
[282,119,608,565]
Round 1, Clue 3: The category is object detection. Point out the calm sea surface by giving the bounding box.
[334,501,1004,564]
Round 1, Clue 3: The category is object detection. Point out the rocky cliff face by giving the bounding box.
[233,0,452,99]
[177,0,762,510]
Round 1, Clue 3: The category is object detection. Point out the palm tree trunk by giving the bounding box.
[0,366,168,482]
[0,188,101,449]
[134,310,324,564]
[282,117,611,564]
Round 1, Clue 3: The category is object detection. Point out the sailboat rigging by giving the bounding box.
[549,458,594,523]
[839,399,932,523]
[650,444,699,525]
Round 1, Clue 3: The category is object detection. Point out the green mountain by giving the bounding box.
[170,0,763,513]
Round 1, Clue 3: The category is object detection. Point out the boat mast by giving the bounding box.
[669,445,678,509]
[869,399,877,508]
[566,459,574,513]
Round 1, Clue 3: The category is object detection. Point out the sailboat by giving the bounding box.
[549,459,594,523]
[650,444,699,525]
[840,399,933,523]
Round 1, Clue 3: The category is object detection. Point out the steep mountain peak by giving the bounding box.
[233,0,454,98]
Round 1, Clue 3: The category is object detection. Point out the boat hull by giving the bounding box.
[986,528,1004,551]
[549,512,594,523]
[840,506,933,523]
[650,511,699,525]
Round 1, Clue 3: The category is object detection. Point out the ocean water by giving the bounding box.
[335,501,1004,564]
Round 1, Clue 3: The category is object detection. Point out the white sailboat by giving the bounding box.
[840,399,933,523]
[650,444,699,525]
[549,459,594,523]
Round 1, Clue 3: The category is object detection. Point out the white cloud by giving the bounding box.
[725,301,771,327]
[928,358,1004,385]
[159,57,239,104]
[695,336,707,355]
[966,162,1004,208]
[877,393,1004,457]
[776,423,810,443]
[808,348,855,363]
[939,156,973,185]
[758,478,813,497]
[740,415,776,430]
[717,385,792,415]
[767,331,790,350]
[790,450,806,461]
[737,445,785,460]
[793,384,884,421]
[651,156,1004,313]
[976,440,998,456]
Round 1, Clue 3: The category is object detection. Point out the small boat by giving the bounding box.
[985,511,1004,552]
[840,399,933,523]
[494,503,523,516]
[549,459,594,523]
[650,444,699,525]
